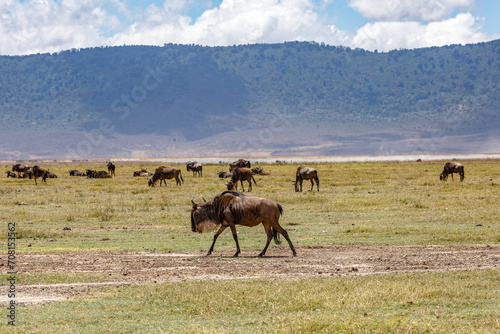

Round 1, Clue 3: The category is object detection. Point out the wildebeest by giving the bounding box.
[294,166,319,192]
[226,167,257,192]
[190,191,296,257]
[217,171,232,178]
[6,171,20,178]
[148,166,184,187]
[229,159,251,172]
[69,170,86,176]
[107,162,116,177]
[45,171,58,178]
[186,161,203,177]
[440,162,465,182]
[133,169,153,177]
[31,166,48,185]
[252,167,270,175]
[86,169,111,178]
[12,164,30,173]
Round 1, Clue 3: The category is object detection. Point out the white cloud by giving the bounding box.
[349,0,474,22]
[352,13,488,51]
[0,0,120,55]
[0,0,497,55]
[110,0,348,47]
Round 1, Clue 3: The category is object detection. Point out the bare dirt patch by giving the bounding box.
[3,244,499,306]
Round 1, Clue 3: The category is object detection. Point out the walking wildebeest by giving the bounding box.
[226,167,257,192]
[190,191,296,257]
[229,159,251,172]
[107,162,116,177]
[31,166,48,185]
[148,166,184,187]
[294,166,319,192]
[440,162,464,182]
[186,162,203,177]
[217,171,232,178]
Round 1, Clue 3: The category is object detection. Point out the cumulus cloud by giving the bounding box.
[0,0,119,55]
[110,0,348,47]
[348,0,475,22]
[0,0,496,55]
[352,12,488,51]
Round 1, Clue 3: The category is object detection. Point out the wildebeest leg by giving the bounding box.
[248,180,252,192]
[228,224,241,257]
[310,179,314,191]
[451,173,454,181]
[273,225,297,257]
[240,180,245,192]
[207,225,227,256]
[315,177,320,191]
[258,223,273,257]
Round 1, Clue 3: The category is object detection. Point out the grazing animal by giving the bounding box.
[31,166,48,185]
[107,162,116,177]
[148,166,184,187]
[229,159,251,172]
[294,166,319,192]
[190,191,296,257]
[440,162,464,182]
[226,167,257,192]
[12,164,30,173]
[217,171,232,178]
[186,161,203,177]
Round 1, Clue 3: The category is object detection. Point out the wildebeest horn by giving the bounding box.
[191,196,196,206]
[202,197,206,202]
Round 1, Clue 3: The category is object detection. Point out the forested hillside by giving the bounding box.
[0,40,498,159]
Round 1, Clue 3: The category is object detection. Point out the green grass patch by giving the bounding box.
[4,270,499,333]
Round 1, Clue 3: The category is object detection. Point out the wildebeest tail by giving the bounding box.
[180,170,184,184]
[278,203,283,215]
[271,228,282,245]
[252,175,257,186]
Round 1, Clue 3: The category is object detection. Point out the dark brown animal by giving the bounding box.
[45,171,58,178]
[148,166,184,187]
[31,166,48,185]
[191,191,296,257]
[229,159,251,172]
[294,166,319,192]
[226,167,257,192]
[252,167,270,175]
[217,171,232,178]
[6,171,20,178]
[440,162,464,181]
[133,169,152,177]
[12,164,30,173]
[107,162,116,177]
[69,170,86,176]
[186,162,203,177]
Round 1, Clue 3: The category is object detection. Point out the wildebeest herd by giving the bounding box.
[5,160,465,257]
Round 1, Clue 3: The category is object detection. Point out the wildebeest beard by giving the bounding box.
[191,191,244,233]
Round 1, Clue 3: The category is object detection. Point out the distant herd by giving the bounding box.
[4,159,466,257]
[5,159,465,188]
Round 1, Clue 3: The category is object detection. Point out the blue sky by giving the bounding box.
[2,0,499,55]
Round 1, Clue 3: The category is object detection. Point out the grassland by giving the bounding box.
[1,159,499,333]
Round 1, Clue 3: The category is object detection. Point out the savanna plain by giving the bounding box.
[1,159,499,333]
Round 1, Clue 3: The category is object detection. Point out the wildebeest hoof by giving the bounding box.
[232,253,239,258]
